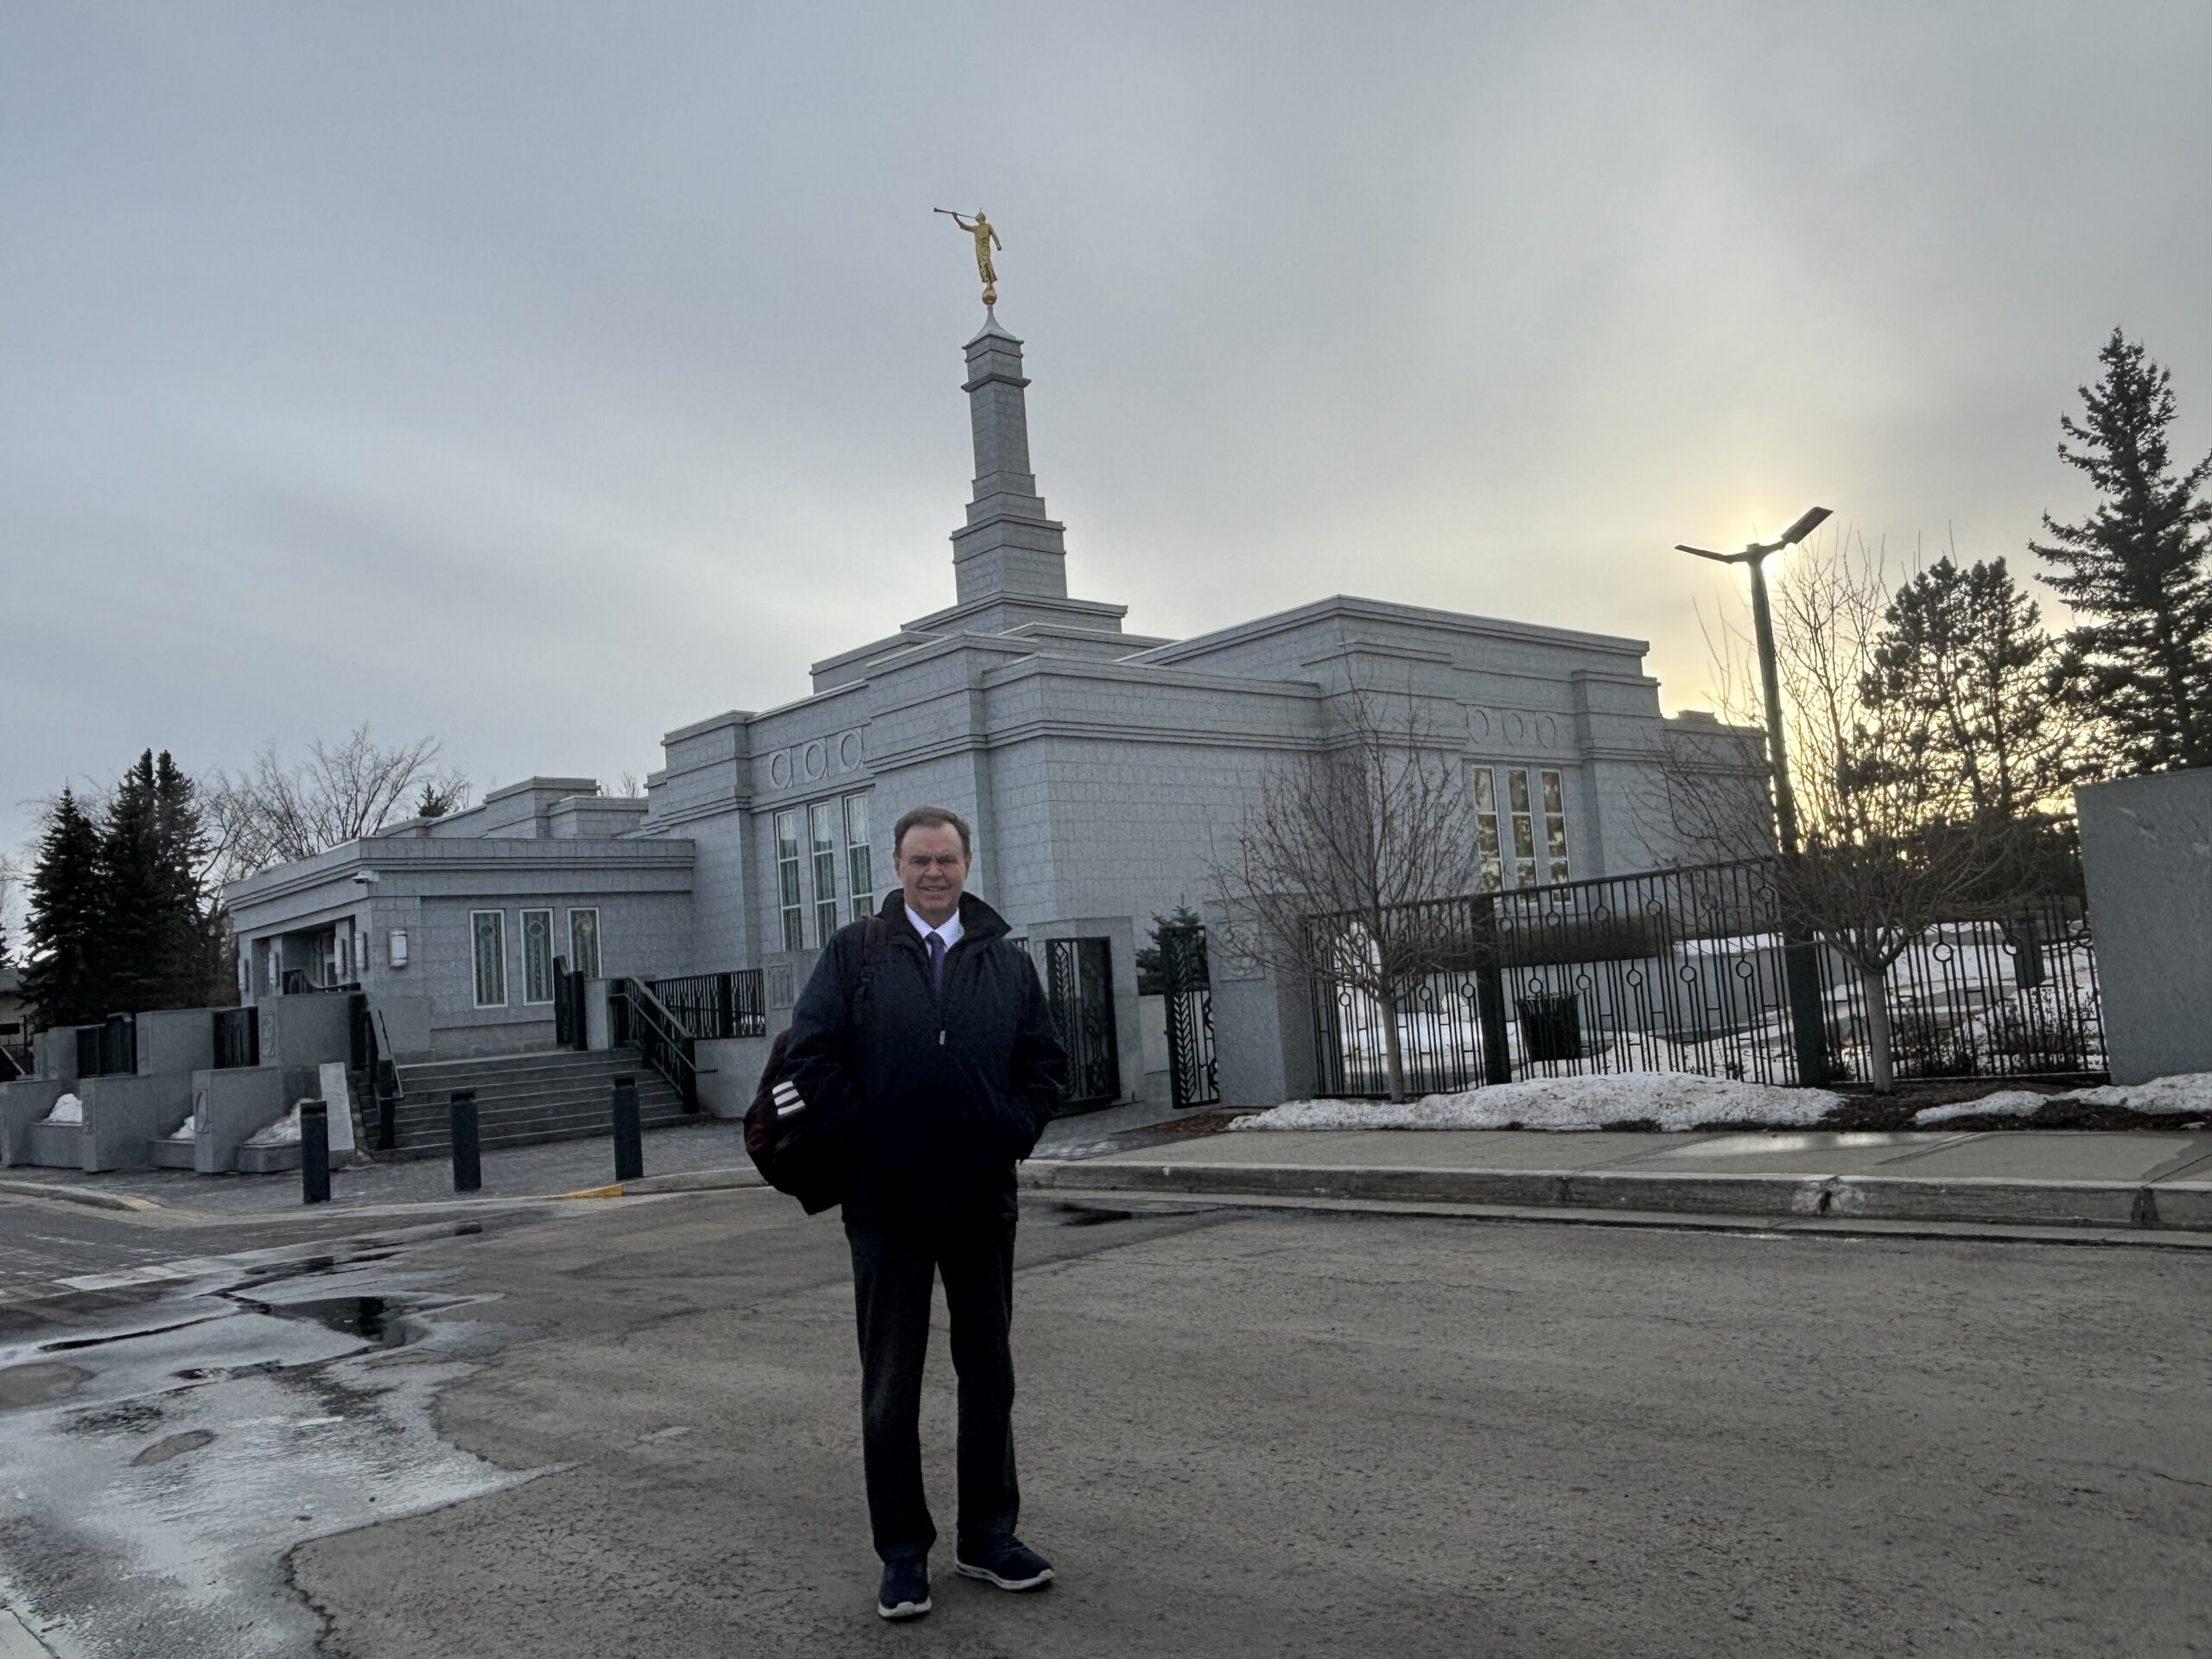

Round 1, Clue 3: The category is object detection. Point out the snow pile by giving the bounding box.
[166,1117,198,1141]
[1912,1091,2049,1127]
[245,1105,303,1147]
[2071,1073,2212,1116]
[39,1093,85,1126]
[1911,1073,2212,1126]
[1231,1071,1846,1134]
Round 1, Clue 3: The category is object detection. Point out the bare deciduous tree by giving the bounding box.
[209,726,467,882]
[1661,530,2036,1090]
[1211,690,1484,1103]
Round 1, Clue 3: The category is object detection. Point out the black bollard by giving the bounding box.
[450,1089,481,1193]
[301,1098,331,1205]
[611,1074,644,1184]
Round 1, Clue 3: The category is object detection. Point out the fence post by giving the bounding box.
[611,1074,644,1182]
[450,1090,480,1193]
[1782,936,1829,1088]
[301,1098,331,1205]
[1471,896,1515,1086]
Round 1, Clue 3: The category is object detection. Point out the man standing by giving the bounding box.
[785,805,1067,1622]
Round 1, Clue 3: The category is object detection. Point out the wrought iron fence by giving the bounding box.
[645,969,768,1040]
[1158,923,1220,1109]
[1310,854,2104,1097]
[1045,937,1121,1108]
[75,1014,137,1079]
[212,1006,259,1070]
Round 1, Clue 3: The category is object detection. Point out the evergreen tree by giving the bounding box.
[98,752,171,1014]
[22,789,106,1028]
[2032,328,2212,773]
[1863,556,2075,822]
[153,751,219,1006]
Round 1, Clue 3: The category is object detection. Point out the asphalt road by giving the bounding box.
[5,1192,2209,1656]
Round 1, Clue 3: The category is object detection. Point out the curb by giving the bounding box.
[1018,1160,2212,1234]
[0,1178,160,1213]
[559,1167,766,1200]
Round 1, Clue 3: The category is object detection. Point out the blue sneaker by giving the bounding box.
[954,1536,1054,1591]
[877,1559,931,1620]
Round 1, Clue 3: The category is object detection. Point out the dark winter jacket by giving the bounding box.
[784,889,1067,1225]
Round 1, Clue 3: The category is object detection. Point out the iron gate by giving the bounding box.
[1045,937,1121,1109]
[1158,923,1219,1109]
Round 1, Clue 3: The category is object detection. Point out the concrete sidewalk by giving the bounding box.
[1023,1126,2212,1233]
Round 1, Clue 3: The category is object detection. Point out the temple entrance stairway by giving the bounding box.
[378,1047,692,1159]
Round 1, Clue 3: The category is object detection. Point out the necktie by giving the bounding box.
[928,930,947,995]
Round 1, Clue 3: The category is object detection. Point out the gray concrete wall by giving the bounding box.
[696,1034,773,1120]
[2078,768,2212,1084]
[189,1066,298,1174]
[0,1077,70,1166]
[77,1071,194,1172]
[134,1008,216,1079]
[1205,898,1319,1109]
[259,993,354,1073]
[32,1028,86,1086]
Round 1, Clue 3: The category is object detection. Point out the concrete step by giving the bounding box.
[381,1109,706,1160]
[386,1079,684,1118]
[367,1045,696,1159]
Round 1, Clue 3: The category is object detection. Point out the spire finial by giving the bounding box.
[936,207,1003,306]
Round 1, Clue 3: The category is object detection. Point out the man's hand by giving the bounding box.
[772,1079,806,1118]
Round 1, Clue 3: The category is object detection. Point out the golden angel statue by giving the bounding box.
[939,209,1003,305]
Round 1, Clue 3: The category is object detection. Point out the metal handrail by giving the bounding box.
[613,977,701,1111]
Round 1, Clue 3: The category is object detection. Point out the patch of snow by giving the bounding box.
[2070,1072,2212,1116]
[1231,1071,1845,1134]
[166,1118,198,1141]
[39,1093,84,1126]
[1912,1091,2050,1127]
[245,1105,302,1147]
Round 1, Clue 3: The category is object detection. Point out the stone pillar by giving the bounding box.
[2078,768,2212,1084]
[951,312,1071,606]
[1203,899,1319,1109]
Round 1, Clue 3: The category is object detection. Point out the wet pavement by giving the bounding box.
[2,1188,2209,1655]
[0,1220,553,1658]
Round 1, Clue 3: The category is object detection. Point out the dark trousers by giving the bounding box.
[844,1215,1021,1563]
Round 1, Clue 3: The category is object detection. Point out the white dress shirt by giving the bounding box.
[904,904,965,952]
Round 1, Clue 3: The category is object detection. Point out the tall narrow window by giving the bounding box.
[471,911,507,1008]
[1471,768,1503,893]
[775,810,805,950]
[521,909,555,1004]
[1540,769,1572,884]
[844,792,874,921]
[1508,769,1540,888]
[810,800,841,943]
[567,908,601,979]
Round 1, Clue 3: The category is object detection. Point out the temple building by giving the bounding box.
[223,306,1744,1109]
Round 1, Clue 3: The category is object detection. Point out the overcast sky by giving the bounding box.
[5,0,2209,887]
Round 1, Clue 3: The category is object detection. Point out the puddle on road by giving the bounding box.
[0,1247,546,1659]
[0,1362,90,1409]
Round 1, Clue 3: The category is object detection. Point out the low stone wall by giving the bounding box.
[77,1072,194,1172]
[133,1008,216,1079]
[190,1066,302,1174]
[696,1035,773,1119]
[0,1078,70,1166]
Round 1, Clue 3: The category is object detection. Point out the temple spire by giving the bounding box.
[950,309,1070,605]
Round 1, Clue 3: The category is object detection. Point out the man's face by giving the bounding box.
[897,823,969,925]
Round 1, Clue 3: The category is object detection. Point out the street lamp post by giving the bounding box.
[1676,505,1834,1086]
[1675,505,1831,857]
